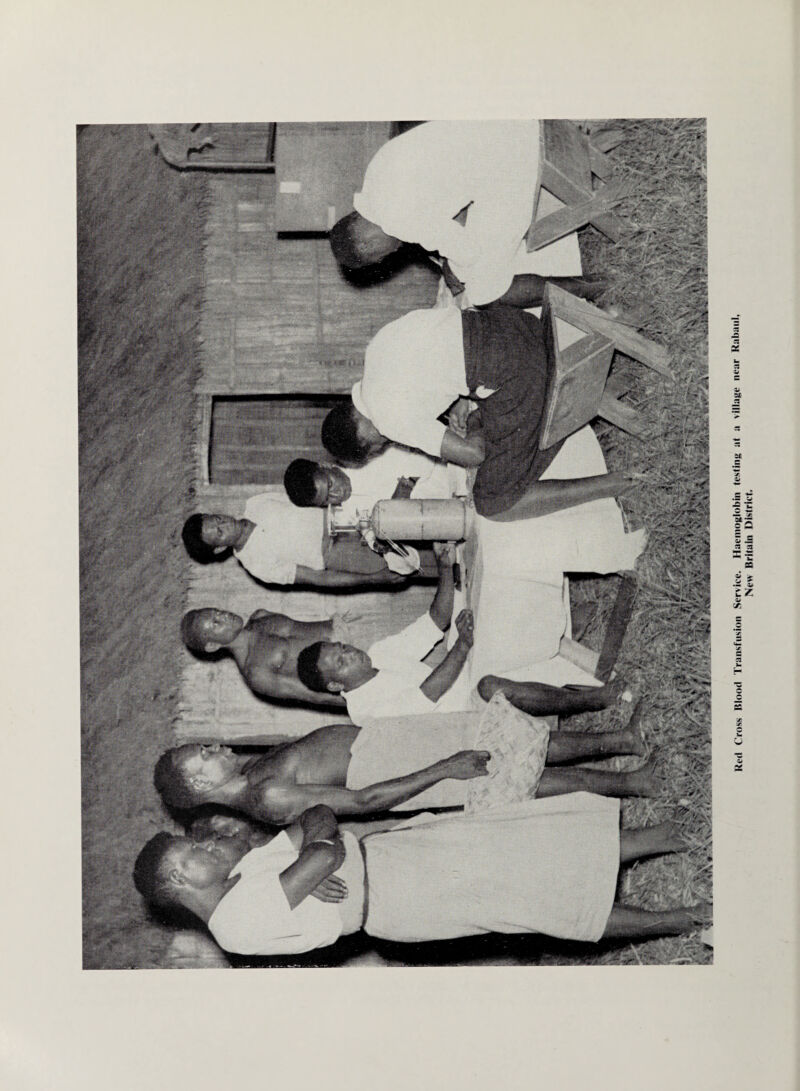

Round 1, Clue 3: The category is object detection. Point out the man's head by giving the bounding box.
[329,211,402,270]
[296,640,373,694]
[181,608,244,655]
[321,401,387,468]
[154,744,240,809]
[182,513,242,563]
[283,459,352,508]
[133,832,241,914]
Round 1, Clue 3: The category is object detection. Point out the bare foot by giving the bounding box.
[623,699,647,754]
[687,901,713,927]
[603,676,632,706]
[619,725,647,758]
[646,819,689,855]
[628,755,659,797]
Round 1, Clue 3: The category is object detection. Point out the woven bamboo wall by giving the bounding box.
[199,171,437,394]
[177,136,438,743]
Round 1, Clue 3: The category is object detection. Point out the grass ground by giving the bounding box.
[79,119,709,969]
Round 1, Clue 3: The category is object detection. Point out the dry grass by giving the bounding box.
[549,118,711,966]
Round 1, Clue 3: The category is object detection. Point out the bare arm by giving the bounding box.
[257,752,491,823]
[294,565,405,589]
[428,544,456,632]
[440,427,485,467]
[420,609,474,703]
[279,841,345,908]
[247,665,347,709]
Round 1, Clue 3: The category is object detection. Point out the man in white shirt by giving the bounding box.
[182,490,408,589]
[282,447,454,577]
[297,543,475,722]
[296,543,628,725]
[320,306,638,519]
[134,803,710,958]
[329,120,602,309]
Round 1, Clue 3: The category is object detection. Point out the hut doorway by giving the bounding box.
[205,392,345,486]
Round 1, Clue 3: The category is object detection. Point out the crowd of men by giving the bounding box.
[135,121,709,962]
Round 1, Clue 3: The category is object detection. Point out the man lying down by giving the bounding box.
[134,800,710,957]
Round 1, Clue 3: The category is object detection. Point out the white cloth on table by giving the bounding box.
[475,425,647,582]
[353,120,580,305]
[363,792,620,943]
[234,493,325,585]
[207,830,364,956]
[465,425,645,687]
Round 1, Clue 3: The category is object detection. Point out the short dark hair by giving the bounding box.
[182,514,221,564]
[296,642,328,693]
[329,211,371,270]
[133,832,181,911]
[181,609,212,655]
[321,402,371,467]
[154,748,200,810]
[283,459,321,507]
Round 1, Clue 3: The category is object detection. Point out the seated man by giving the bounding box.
[297,543,632,723]
[134,801,711,957]
[320,306,636,519]
[283,451,447,577]
[153,699,655,825]
[181,605,405,710]
[182,486,409,589]
[329,120,601,309]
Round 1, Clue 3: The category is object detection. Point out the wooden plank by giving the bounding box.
[595,576,638,682]
[597,391,649,438]
[527,176,632,249]
[558,636,600,676]
[545,282,674,378]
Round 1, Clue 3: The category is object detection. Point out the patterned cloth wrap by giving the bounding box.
[465,692,551,813]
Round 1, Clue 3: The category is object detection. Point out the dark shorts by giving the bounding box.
[462,304,562,516]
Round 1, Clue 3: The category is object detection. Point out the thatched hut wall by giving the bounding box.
[178,148,437,743]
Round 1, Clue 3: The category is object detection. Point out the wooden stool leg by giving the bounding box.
[595,576,638,682]
[597,391,649,439]
[527,176,633,250]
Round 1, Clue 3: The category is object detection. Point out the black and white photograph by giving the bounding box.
[79,118,712,970]
[2,1,795,1086]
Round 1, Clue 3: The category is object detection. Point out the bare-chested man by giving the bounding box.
[154,701,654,825]
[181,606,386,709]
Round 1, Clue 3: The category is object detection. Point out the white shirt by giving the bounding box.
[208,831,363,956]
[337,446,448,526]
[234,493,326,585]
[353,121,541,305]
[344,612,447,724]
[352,307,468,459]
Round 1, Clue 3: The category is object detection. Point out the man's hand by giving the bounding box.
[433,541,457,565]
[448,397,474,437]
[455,608,474,647]
[311,875,349,903]
[391,476,416,500]
[442,749,492,780]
